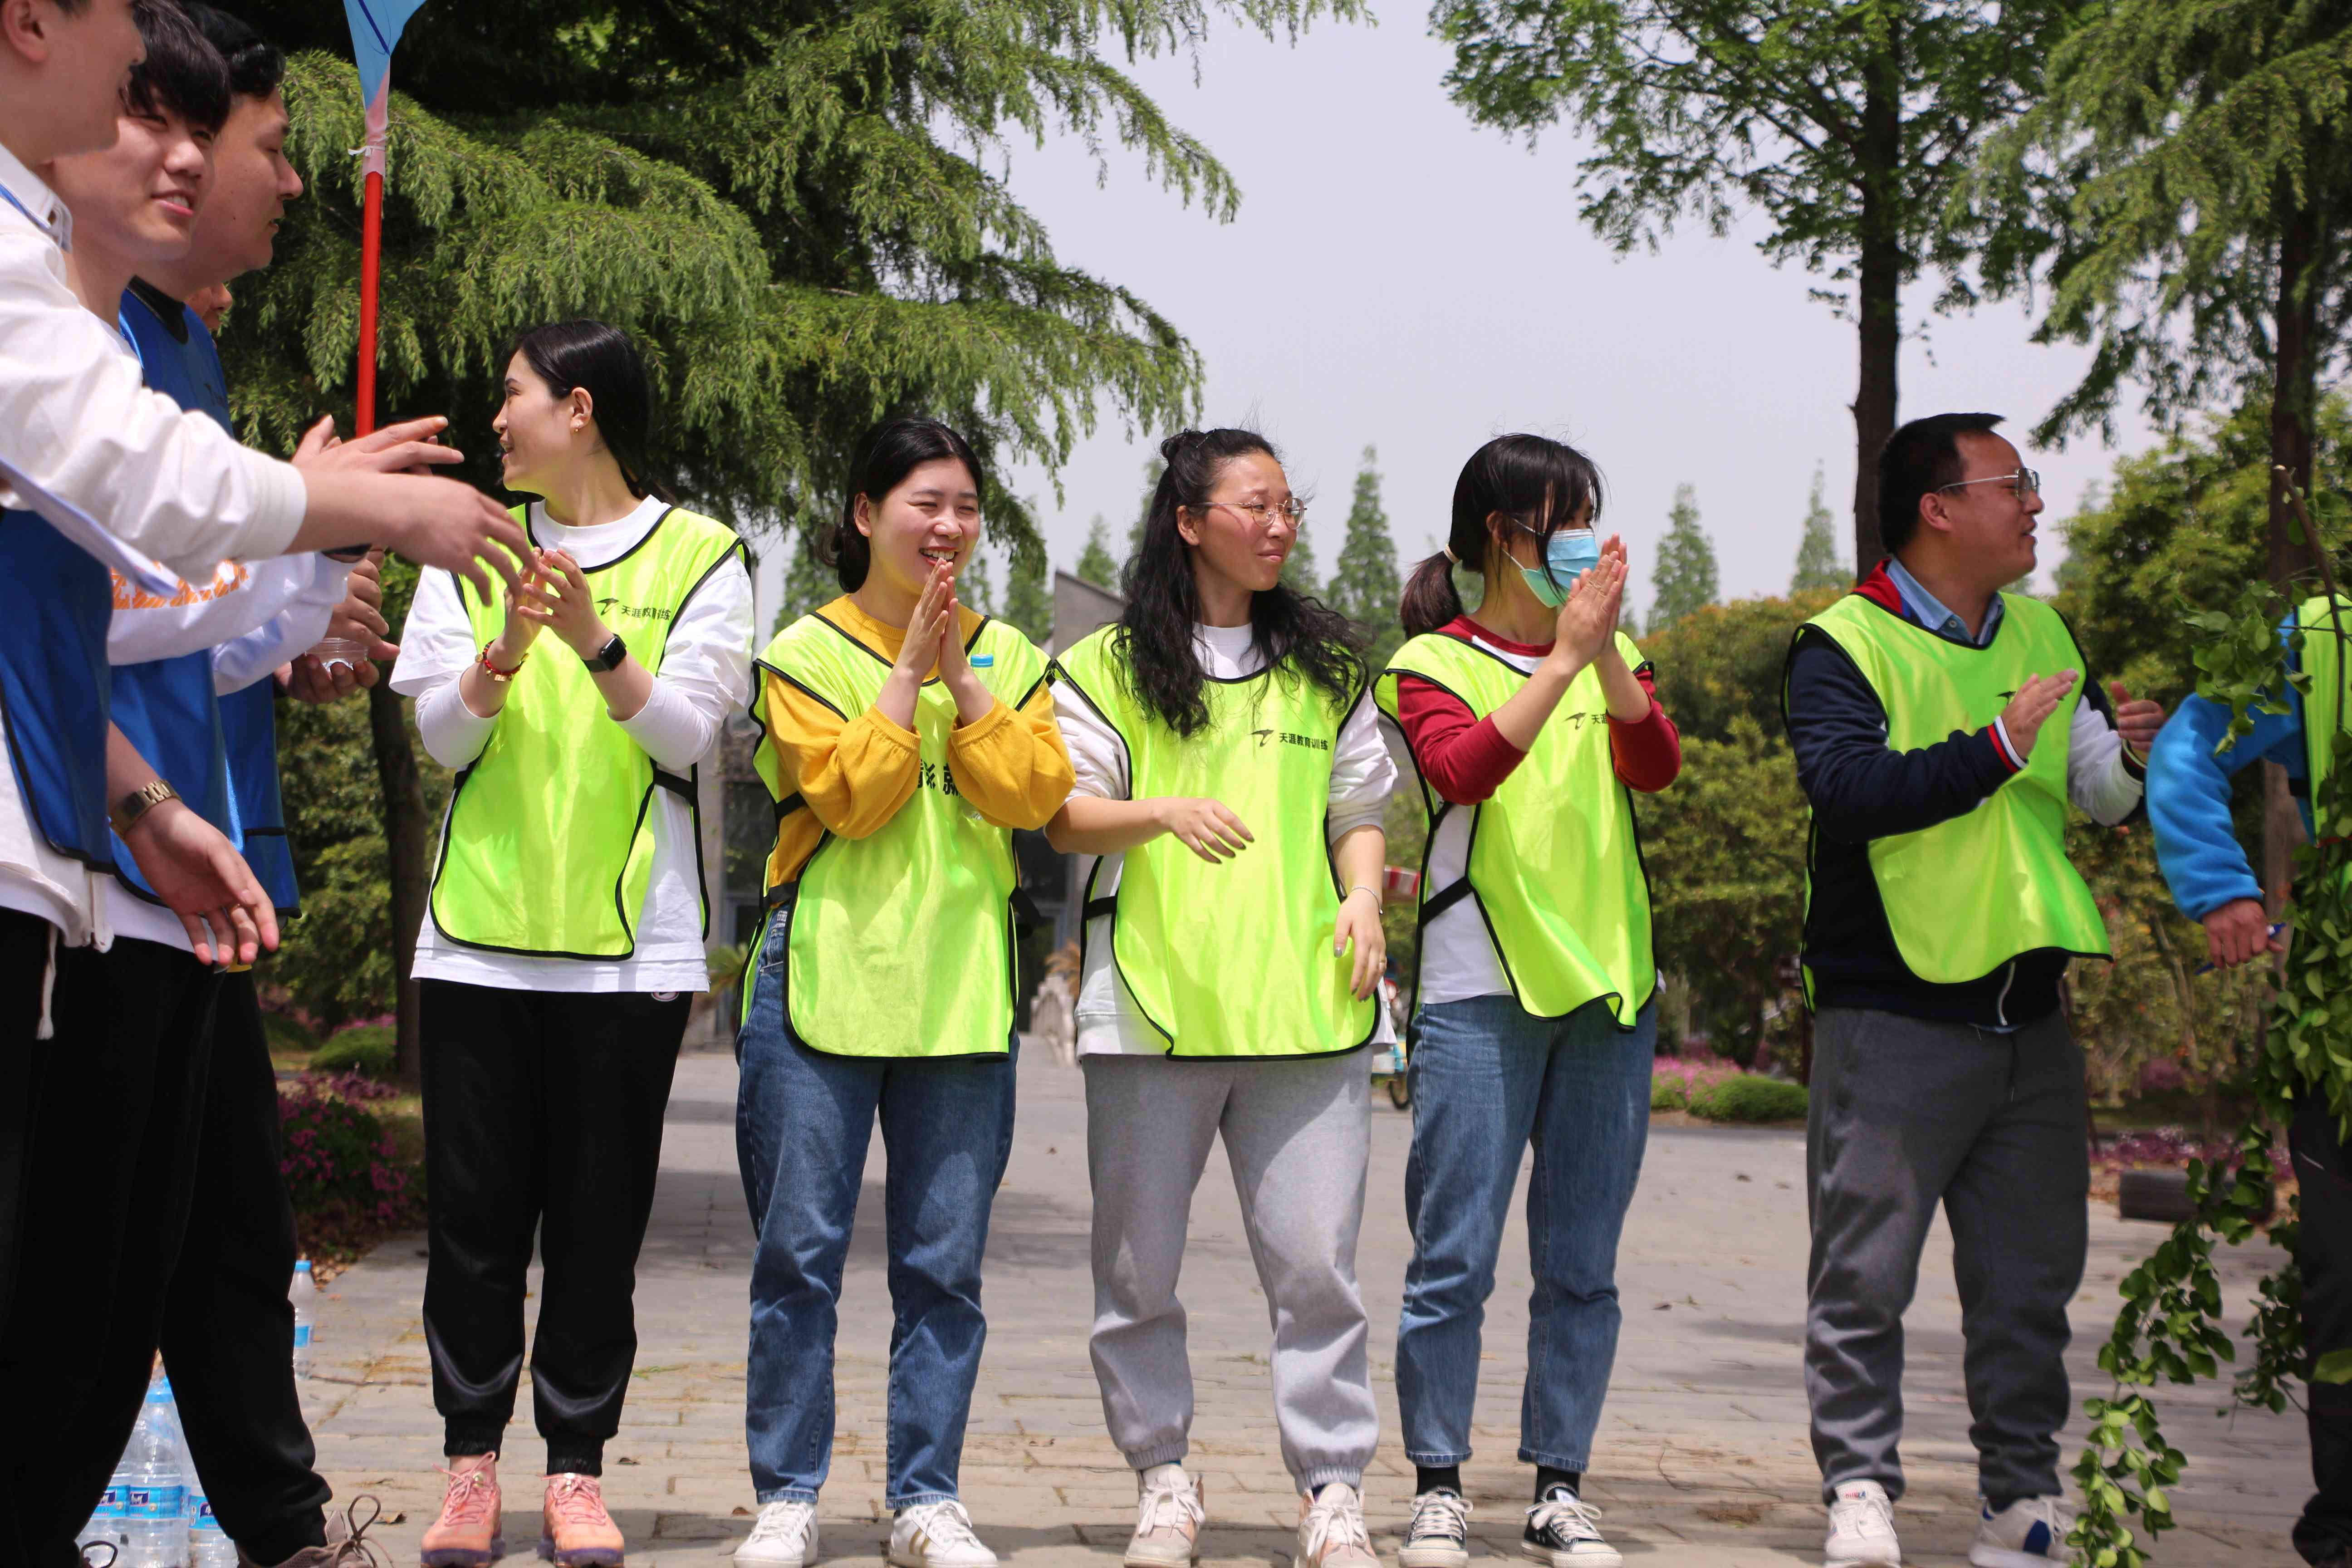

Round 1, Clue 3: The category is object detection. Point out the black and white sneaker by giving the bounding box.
[1521,1487,1619,1568]
[1399,1489,1472,1568]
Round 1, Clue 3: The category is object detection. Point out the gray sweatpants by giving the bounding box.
[1082,1051,1379,1492]
[1804,1006,2088,1507]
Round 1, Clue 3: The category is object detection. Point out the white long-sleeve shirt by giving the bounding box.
[389,495,754,994]
[0,147,317,947]
[1054,622,1395,1055]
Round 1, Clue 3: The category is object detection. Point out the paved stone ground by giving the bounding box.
[294,1037,2308,1568]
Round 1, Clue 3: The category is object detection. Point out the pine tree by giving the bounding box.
[1076,514,1119,588]
[1649,485,1720,629]
[231,0,1360,551]
[1282,519,1322,596]
[1790,466,1847,593]
[1002,539,1054,645]
[1325,446,1403,668]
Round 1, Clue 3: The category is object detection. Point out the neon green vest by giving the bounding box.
[750,612,1049,1058]
[1797,590,2110,987]
[1054,626,1376,1058]
[429,505,744,958]
[1375,631,1655,1026]
[2299,596,2352,795]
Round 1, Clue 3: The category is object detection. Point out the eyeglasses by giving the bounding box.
[1938,468,2042,500]
[1199,498,1307,528]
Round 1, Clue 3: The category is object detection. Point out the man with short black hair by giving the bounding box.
[1783,413,2164,1568]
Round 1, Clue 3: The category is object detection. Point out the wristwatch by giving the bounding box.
[112,778,179,835]
[583,632,627,673]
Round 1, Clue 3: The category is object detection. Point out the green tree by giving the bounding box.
[1075,514,1119,588]
[1636,715,1808,1059]
[1434,0,2075,569]
[230,0,1354,1063]
[1001,538,1055,645]
[961,547,998,616]
[1647,484,1720,628]
[1980,0,2352,593]
[1130,456,1166,575]
[1790,466,1848,593]
[1325,446,1404,668]
[774,529,839,638]
[1638,588,1841,743]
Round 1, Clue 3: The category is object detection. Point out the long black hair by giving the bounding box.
[821,418,985,593]
[511,319,673,503]
[1113,428,1362,737]
[1399,433,1606,637]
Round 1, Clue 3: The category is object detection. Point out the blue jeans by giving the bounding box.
[734,913,1018,1507]
[1395,993,1656,1470]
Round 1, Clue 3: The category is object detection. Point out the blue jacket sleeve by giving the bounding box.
[2146,622,2308,921]
[1785,630,2018,843]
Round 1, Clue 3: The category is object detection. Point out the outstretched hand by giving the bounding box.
[2111,681,2165,755]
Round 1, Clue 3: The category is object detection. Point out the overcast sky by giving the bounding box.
[758,4,2163,627]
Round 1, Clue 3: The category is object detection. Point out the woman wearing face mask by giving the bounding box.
[731,419,1072,1568]
[389,319,754,1568]
[1373,434,1680,1568]
[1046,428,1393,1568]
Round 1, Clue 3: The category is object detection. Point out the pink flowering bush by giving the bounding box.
[279,1074,421,1256]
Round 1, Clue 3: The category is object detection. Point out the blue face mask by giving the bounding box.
[1518,529,1601,608]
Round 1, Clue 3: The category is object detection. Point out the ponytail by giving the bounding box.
[1399,548,1466,639]
[1412,434,1607,637]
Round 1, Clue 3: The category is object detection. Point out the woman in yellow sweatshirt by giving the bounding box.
[732,419,1072,1568]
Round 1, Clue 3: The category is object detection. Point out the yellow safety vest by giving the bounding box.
[1794,590,2110,988]
[429,504,744,958]
[1054,625,1376,1058]
[750,612,1049,1057]
[1376,630,1656,1025]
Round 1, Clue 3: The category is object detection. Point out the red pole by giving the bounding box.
[356,166,382,436]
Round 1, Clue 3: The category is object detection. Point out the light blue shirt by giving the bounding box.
[1885,556,2004,647]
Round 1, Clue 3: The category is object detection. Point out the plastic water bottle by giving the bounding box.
[120,1378,187,1568]
[188,1488,235,1568]
[77,1465,129,1557]
[290,1259,316,1378]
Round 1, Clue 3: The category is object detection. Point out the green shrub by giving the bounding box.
[311,1024,396,1080]
[1650,1076,1689,1112]
[261,1011,318,1057]
[1689,1073,1809,1123]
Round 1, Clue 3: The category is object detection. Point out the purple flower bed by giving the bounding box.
[278,1073,421,1258]
[2093,1126,2279,1172]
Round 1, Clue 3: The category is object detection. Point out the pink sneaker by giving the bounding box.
[421,1456,504,1568]
[539,1475,624,1568]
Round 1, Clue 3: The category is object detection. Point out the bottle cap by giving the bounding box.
[295,1259,313,1273]
[147,1378,172,1400]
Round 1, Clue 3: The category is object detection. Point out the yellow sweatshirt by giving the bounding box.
[761,596,1073,889]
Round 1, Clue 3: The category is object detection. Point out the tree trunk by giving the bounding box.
[1849,33,1903,579]
[2261,191,2323,927]
[367,680,429,1085]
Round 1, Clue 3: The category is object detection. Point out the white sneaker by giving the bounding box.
[1521,1487,1619,1568]
[1124,1470,1205,1568]
[1297,1484,1379,1568]
[1400,1489,1473,1568]
[1825,1481,1901,1568]
[736,1500,820,1568]
[888,1500,997,1568]
[1968,1496,2073,1568]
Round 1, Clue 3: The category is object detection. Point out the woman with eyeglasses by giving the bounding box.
[1374,434,1681,1568]
[1045,428,1394,1568]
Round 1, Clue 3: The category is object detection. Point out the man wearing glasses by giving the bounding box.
[1781,413,2164,1568]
